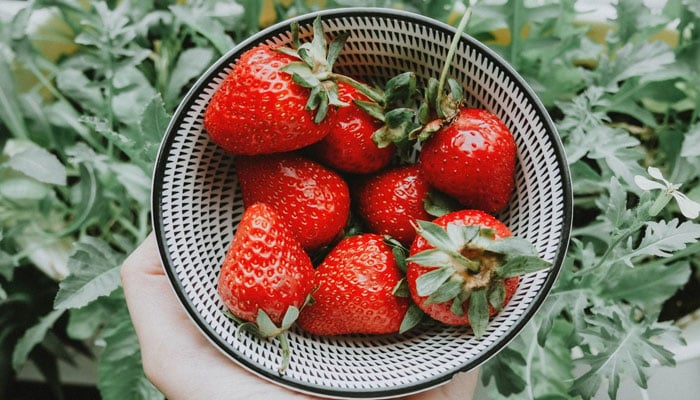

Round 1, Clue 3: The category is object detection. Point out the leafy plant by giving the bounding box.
[1,0,699,399]
[472,0,700,398]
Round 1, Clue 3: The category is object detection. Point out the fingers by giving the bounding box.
[121,232,321,400]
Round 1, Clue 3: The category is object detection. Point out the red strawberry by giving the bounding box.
[297,234,410,336]
[355,164,433,246]
[204,18,349,155]
[235,153,350,252]
[217,202,315,328]
[308,82,394,174]
[418,107,516,214]
[203,44,337,155]
[405,209,549,337]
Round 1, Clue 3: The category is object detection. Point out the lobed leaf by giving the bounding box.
[54,237,124,310]
[615,219,700,267]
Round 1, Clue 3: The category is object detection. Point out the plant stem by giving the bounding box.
[436,7,473,119]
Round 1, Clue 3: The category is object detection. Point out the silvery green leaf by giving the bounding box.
[680,124,700,158]
[165,47,214,107]
[6,146,67,186]
[54,237,123,310]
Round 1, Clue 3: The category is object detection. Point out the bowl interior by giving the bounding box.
[152,8,571,399]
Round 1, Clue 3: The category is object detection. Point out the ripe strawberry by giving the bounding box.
[418,107,517,214]
[405,209,549,337]
[235,153,350,252]
[217,202,315,329]
[297,234,410,336]
[203,44,336,155]
[307,82,394,174]
[355,164,433,246]
[204,18,349,155]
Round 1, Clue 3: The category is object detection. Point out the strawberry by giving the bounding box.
[235,153,350,252]
[355,164,434,246]
[405,209,550,337]
[307,82,394,174]
[297,234,410,336]
[418,107,517,214]
[217,203,315,370]
[204,18,348,155]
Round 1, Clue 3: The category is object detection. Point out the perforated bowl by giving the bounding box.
[152,8,572,399]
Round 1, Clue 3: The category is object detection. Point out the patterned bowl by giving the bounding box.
[152,7,572,399]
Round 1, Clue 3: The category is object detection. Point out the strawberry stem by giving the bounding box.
[277,332,291,373]
[436,7,473,119]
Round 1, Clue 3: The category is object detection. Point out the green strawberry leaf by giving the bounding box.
[384,72,419,108]
[468,289,489,338]
[447,291,465,317]
[484,236,539,256]
[413,220,461,252]
[414,266,454,297]
[326,32,349,69]
[406,249,449,268]
[256,309,282,338]
[488,280,506,311]
[354,99,386,121]
[425,279,462,304]
[392,278,410,297]
[399,304,426,334]
[280,306,300,331]
[496,255,552,279]
[423,190,461,217]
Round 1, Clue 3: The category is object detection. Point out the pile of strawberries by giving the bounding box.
[205,16,549,370]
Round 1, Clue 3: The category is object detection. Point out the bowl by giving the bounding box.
[151,8,572,399]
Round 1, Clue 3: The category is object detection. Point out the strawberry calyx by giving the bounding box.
[225,301,309,373]
[276,17,351,123]
[411,8,473,142]
[328,8,475,150]
[407,220,550,338]
[345,72,422,151]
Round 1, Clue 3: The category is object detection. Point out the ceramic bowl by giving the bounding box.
[152,8,572,399]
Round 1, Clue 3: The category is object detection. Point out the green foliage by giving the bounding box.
[1,1,699,399]
[476,0,700,399]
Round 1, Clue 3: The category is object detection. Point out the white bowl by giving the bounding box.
[152,8,572,399]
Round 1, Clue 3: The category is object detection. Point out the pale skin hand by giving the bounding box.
[121,232,477,400]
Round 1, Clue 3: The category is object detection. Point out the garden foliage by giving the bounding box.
[1,0,699,399]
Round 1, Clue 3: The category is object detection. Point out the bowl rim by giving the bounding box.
[151,6,573,399]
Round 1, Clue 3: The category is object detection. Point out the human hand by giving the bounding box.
[121,232,477,400]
